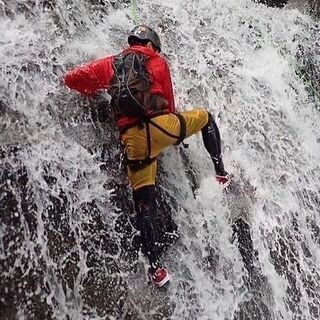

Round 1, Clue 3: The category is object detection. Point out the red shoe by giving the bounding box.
[150,267,170,287]
[216,173,231,189]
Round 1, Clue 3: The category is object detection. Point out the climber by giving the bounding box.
[64,25,231,287]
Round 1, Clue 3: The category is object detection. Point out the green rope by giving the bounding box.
[130,0,140,25]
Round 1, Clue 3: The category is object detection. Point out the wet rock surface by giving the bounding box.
[0,128,179,319]
[253,0,289,8]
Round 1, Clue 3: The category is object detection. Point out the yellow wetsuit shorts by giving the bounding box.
[121,108,209,190]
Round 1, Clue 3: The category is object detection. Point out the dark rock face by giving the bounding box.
[288,0,320,19]
[254,0,320,19]
[253,0,289,7]
[0,120,179,319]
[250,0,320,108]
[310,0,320,18]
[295,24,320,110]
[0,145,121,318]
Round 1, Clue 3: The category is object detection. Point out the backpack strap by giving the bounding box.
[126,157,157,172]
[150,114,188,149]
[124,113,188,172]
[173,113,187,145]
[148,118,180,140]
[148,112,187,145]
[126,120,156,172]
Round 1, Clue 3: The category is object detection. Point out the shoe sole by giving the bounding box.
[221,179,231,189]
[154,272,170,287]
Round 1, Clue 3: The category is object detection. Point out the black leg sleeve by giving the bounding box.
[133,185,160,270]
[201,112,226,176]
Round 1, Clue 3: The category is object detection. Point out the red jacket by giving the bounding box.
[64,46,175,130]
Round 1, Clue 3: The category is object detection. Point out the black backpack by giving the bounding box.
[108,52,151,118]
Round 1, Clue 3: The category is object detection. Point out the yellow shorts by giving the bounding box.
[121,108,209,190]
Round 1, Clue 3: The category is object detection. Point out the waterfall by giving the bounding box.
[1,0,320,319]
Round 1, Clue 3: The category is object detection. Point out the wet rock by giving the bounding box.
[0,92,179,319]
[288,0,320,19]
[253,0,289,7]
[310,0,320,19]
[253,0,320,19]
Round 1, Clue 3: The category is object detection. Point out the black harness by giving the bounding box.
[124,113,187,172]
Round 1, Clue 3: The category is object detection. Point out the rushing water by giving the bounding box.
[1,0,320,319]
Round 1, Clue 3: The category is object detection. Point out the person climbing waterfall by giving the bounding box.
[64,25,231,287]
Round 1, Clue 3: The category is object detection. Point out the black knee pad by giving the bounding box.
[202,111,217,132]
[133,185,157,234]
[132,185,159,265]
[133,185,156,214]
